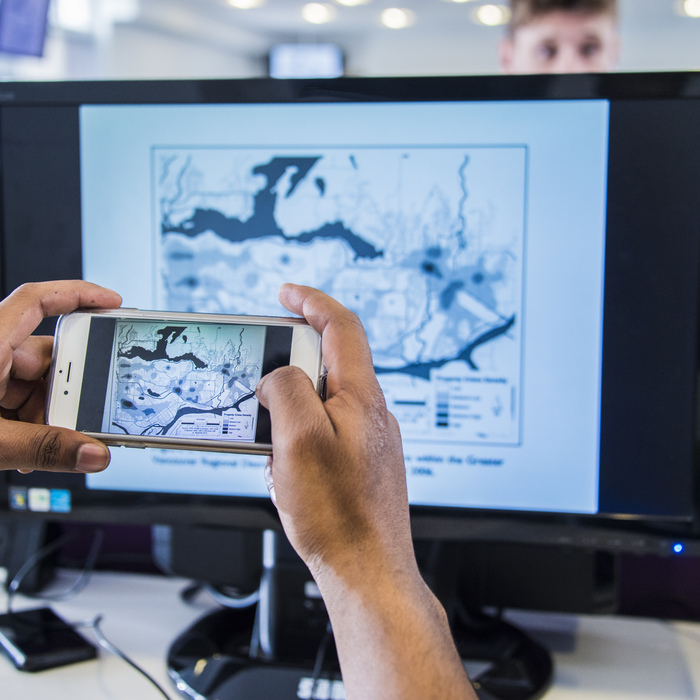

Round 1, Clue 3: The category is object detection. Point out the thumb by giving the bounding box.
[256,366,328,451]
[0,419,111,473]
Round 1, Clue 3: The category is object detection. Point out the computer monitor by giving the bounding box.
[1,72,699,554]
[268,43,344,79]
[0,72,699,570]
[1,71,699,699]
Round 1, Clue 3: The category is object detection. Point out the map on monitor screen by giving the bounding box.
[154,146,526,448]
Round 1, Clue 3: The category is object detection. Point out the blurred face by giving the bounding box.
[499,11,619,74]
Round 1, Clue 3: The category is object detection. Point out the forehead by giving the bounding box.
[514,10,617,43]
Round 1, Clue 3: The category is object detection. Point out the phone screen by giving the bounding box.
[75,317,293,445]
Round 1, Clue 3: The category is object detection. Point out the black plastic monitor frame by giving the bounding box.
[1,71,700,558]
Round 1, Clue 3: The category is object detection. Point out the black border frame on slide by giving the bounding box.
[0,71,700,556]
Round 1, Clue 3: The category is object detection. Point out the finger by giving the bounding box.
[10,336,53,382]
[277,284,377,398]
[256,365,331,453]
[1,378,40,412]
[0,419,111,473]
[14,379,46,424]
[0,281,122,357]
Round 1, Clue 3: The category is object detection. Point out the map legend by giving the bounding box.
[436,393,449,428]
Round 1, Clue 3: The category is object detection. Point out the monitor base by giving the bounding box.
[166,604,552,700]
[167,533,552,699]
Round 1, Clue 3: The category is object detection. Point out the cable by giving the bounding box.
[180,581,260,609]
[201,582,260,608]
[309,619,334,698]
[85,615,173,700]
[6,526,104,614]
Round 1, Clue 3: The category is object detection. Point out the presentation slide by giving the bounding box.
[81,98,608,514]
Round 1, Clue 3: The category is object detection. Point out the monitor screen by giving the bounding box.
[268,43,344,79]
[1,74,699,550]
[79,98,606,515]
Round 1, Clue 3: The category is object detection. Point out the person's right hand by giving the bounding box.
[255,283,413,580]
[256,284,476,700]
[0,280,122,474]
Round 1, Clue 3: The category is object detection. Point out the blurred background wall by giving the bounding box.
[2,0,699,82]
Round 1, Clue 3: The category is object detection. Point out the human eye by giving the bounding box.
[536,42,557,61]
[580,39,602,58]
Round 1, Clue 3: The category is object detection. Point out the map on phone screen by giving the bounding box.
[103,319,265,441]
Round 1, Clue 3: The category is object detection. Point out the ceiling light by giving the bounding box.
[302,2,336,23]
[381,8,415,29]
[55,0,93,32]
[474,4,510,26]
[335,0,370,6]
[682,0,700,17]
[227,0,265,7]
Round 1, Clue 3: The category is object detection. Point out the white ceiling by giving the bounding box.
[9,0,698,82]
[147,0,686,38]
[129,0,700,75]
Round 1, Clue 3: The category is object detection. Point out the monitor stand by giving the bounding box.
[166,532,552,700]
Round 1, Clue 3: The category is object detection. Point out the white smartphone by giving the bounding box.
[45,309,324,455]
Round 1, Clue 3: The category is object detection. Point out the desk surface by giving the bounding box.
[0,568,699,699]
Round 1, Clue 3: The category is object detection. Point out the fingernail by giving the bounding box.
[75,443,110,472]
[264,464,277,507]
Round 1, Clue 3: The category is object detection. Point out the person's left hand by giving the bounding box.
[0,280,122,473]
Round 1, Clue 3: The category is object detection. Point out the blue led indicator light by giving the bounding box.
[672,543,684,554]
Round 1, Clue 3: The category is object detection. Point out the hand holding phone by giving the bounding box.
[46,309,324,455]
[0,281,121,474]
